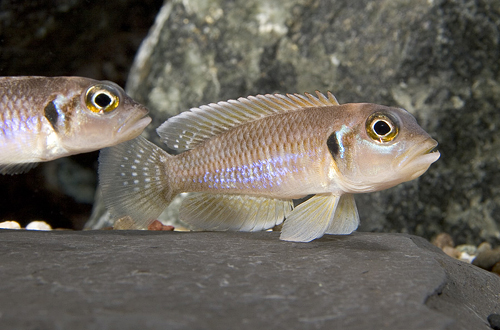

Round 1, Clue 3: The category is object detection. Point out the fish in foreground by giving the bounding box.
[99,91,440,242]
[0,76,151,174]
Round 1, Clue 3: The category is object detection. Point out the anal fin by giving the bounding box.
[180,193,293,232]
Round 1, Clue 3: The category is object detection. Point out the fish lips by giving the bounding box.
[116,104,152,140]
[397,138,440,180]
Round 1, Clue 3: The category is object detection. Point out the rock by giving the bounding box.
[0,0,163,86]
[431,233,455,249]
[473,247,500,271]
[443,246,460,259]
[489,314,500,330]
[492,262,500,276]
[0,230,498,330]
[147,219,175,231]
[88,0,500,246]
[25,221,52,231]
[455,244,477,256]
[0,221,21,229]
[479,242,494,254]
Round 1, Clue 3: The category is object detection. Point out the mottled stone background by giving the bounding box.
[122,0,500,245]
[2,0,499,246]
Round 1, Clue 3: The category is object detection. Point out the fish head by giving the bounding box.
[329,103,440,193]
[59,80,151,153]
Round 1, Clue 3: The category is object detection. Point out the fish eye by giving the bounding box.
[366,112,399,143]
[85,84,120,114]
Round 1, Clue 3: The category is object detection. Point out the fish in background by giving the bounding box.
[99,91,440,242]
[0,76,151,174]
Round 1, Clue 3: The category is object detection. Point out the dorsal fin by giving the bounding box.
[157,91,339,152]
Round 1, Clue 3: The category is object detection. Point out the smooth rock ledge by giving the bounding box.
[0,230,498,330]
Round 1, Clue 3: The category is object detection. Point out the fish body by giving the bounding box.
[99,92,439,242]
[0,76,151,174]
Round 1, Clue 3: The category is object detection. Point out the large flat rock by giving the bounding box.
[0,230,498,329]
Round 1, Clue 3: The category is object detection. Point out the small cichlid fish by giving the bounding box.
[0,76,151,174]
[99,91,440,242]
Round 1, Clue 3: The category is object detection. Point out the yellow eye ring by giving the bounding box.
[366,112,399,143]
[85,84,120,114]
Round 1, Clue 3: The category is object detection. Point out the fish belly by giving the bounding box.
[0,110,50,161]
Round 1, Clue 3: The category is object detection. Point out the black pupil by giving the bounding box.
[373,120,391,136]
[94,93,112,108]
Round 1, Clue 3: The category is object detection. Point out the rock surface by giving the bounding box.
[0,230,498,330]
[90,0,500,245]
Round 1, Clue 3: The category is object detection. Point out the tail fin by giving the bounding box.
[98,136,174,229]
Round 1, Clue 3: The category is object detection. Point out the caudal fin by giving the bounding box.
[98,136,173,229]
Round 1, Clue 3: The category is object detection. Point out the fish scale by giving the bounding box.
[169,109,332,198]
[0,76,151,174]
[99,91,440,242]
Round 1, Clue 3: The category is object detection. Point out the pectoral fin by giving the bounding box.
[325,194,359,234]
[180,193,293,232]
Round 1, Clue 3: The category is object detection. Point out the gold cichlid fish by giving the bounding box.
[0,76,151,174]
[99,91,440,242]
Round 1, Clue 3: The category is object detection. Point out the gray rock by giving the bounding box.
[489,314,500,330]
[0,230,498,330]
[89,0,500,245]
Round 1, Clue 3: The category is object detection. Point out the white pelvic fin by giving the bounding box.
[325,194,360,234]
[180,193,293,232]
[280,194,340,242]
[0,133,43,174]
[98,136,173,230]
[0,162,39,175]
[157,91,339,152]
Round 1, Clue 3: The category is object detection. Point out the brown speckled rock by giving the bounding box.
[492,262,500,276]
[473,247,500,271]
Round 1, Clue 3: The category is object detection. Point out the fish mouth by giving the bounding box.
[419,140,440,161]
[116,105,152,139]
[128,115,152,134]
[396,138,440,177]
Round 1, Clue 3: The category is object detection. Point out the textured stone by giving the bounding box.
[0,230,498,330]
[87,0,500,245]
[473,247,500,271]
[488,314,500,330]
[492,262,500,276]
[0,0,162,86]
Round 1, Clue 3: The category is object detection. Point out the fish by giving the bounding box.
[98,91,440,242]
[0,76,151,174]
